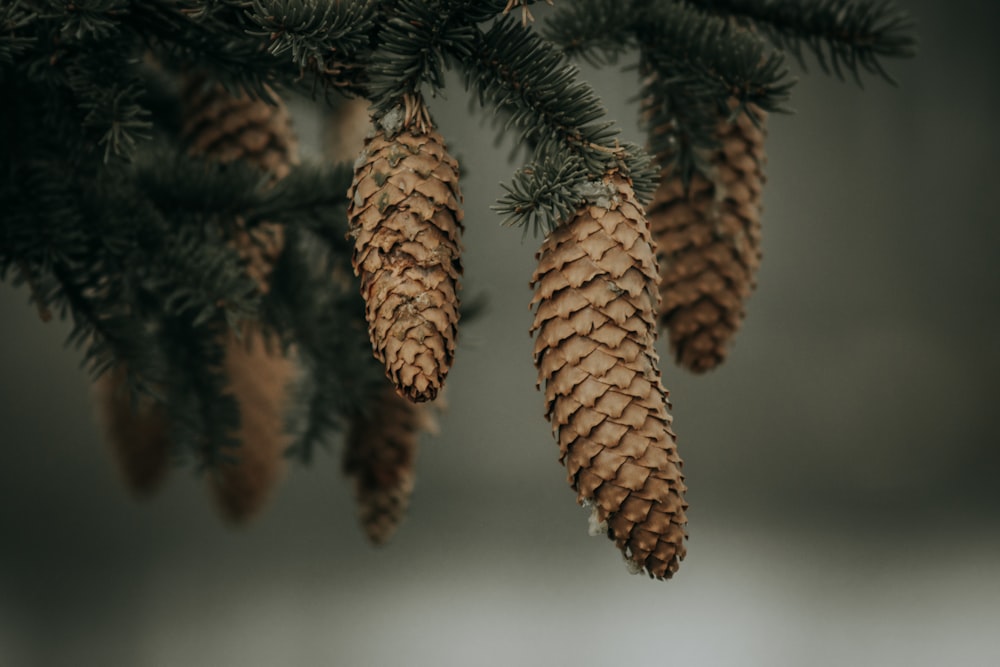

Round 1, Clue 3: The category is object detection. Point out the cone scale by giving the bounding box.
[531,173,688,579]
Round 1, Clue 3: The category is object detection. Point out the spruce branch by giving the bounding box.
[493,154,590,235]
[546,0,794,113]
[0,1,36,66]
[264,230,385,463]
[684,0,917,84]
[245,0,376,73]
[365,0,478,116]
[464,17,656,231]
[545,0,793,185]
[243,160,355,258]
[157,312,242,469]
[53,0,129,42]
[543,0,637,66]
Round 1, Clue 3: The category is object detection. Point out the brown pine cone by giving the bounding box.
[531,173,688,580]
[180,73,300,522]
[344,387,439,544]
[210,328,298,522]
[93,365,171,498]
[649,103,767,373]
[347,121,463,403]
[180,74,299,291]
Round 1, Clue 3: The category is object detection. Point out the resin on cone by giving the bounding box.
[344,386,438,544]
[648,101,767,373]
[347,111,463,403]
[180,73,301,522]
[530,173,688,579]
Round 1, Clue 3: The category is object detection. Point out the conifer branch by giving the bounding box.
[543,0,637,66]
[244,0,376,74]
[464,17,656,230]
[685,0,916,84]
[365,0,479,115]
[0,2,36,65]
[263,230,385,463]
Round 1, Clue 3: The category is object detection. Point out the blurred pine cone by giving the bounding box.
[93,365,171,498]
[180,74,300,522]
[531,173,687,580]
[347,120,463,403]
[649,103,767,373]
[344,387,439,544]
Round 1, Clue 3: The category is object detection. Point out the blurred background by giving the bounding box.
[2,1,998,664]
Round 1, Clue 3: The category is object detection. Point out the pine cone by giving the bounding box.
[210,329,298,522]
[649,103,766,373]
[180,74,300,522]
[531,173,688,580]
[347,122,463,403]
[93,366,171,498]
[344,387,438,544]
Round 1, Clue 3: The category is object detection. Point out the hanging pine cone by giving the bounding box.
[347,116,463,403]
[180,73,300,522]
[343,386,439,544]
[93,365,171,498]
[648,102,767,373]
[531,173,688,580]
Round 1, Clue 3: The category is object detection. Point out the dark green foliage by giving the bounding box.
[686,0,917,84]
[546,0,912,183]
[0,0,914,474]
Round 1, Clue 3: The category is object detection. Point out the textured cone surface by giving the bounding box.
[344,387,437,544]
[181,74,300,522]
[94,366,171,498]
[347,125,463,403]
[530,175,688,579]
[649,104,767,373]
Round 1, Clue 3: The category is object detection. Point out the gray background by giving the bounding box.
[2,1,998,664]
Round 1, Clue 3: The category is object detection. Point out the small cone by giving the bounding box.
[93,366,170,498]
[344,387,438,544]
[530,173,688,580]
[180,73,300,522]
[347,118,463,403]
[649,102,767,372]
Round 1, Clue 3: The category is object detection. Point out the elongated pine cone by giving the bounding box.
[344,387,438,544]
[94,366,171,498]
[347,122,463,403]
[649,104,767,373]
[181,74,300,522]
[531,173,688,579]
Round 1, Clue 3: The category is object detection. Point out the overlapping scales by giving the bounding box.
[348,126,463,402]
[650,103,767,372]
[530,174,687,579]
